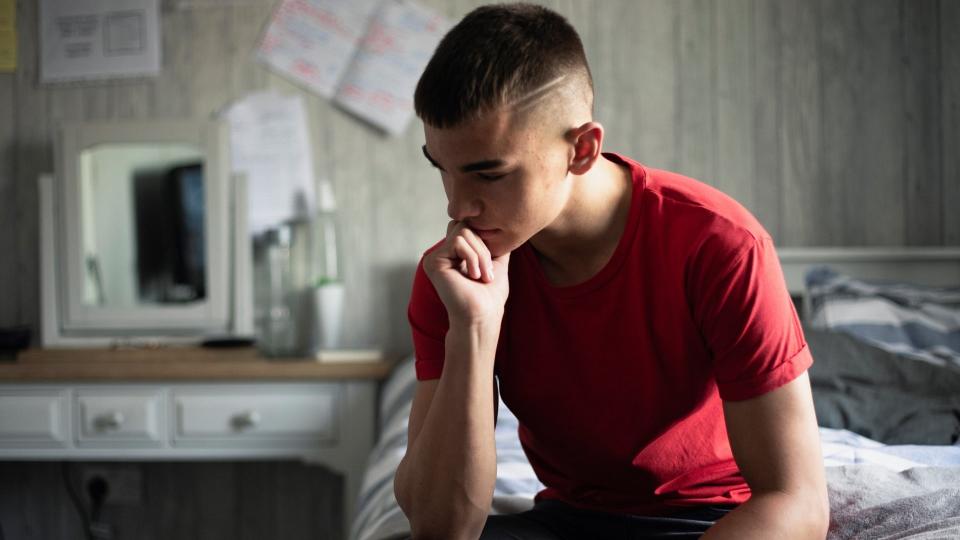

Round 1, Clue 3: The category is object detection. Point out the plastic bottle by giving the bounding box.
[258,225,297,357]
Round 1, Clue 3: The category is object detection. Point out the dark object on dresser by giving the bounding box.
[0,326,31,360]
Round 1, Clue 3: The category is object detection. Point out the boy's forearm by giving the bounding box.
[396,319,501,539]
[700,491,829,540]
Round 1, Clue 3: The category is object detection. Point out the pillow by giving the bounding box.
[805,324,960,445]
[805,266,960,371]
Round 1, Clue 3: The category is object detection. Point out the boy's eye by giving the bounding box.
[477,172,507,181]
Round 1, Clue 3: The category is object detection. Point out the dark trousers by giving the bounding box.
[479,500,737,540]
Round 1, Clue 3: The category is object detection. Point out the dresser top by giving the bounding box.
[0,347,394,381]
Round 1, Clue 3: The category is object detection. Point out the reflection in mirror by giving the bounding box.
[79,143,206,308]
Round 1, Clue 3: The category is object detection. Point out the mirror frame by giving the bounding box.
[41,119,236,344]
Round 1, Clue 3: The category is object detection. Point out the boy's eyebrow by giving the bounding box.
[422,145,507,173]
[421,145,444,170]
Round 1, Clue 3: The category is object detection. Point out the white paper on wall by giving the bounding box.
[255,0,382,99]
[223,91,317,234]
[332,0,449,135]
[39,0,160,83]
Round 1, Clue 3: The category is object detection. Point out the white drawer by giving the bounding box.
[75,389,163,446]
[0,389,68,447]
[172,385,339,444]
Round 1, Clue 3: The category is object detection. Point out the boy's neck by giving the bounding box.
[528,154,633,286]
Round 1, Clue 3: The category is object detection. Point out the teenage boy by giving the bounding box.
[394,4,829,540]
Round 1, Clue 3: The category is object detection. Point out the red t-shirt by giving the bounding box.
[408,153,812,516]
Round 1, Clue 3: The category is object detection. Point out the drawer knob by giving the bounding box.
[232,410,261,430]
[94,411,125,430]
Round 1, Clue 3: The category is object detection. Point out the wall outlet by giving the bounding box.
[80,465,143,506]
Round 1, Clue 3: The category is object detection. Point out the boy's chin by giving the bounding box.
[486,238,520,259]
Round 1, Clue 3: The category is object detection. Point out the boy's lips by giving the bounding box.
[472,228,501,239]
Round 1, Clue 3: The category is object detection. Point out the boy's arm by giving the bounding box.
[394,321,501,540]
[394,222,509,540]
[701,371,830,540]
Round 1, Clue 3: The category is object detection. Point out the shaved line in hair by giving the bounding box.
[507,75,569,113]
[507,73,595,127]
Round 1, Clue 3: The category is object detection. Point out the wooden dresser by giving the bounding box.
[0,347,394,533]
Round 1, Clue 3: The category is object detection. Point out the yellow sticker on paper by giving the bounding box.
[0,0,15,71]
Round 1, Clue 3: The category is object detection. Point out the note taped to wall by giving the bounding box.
[0,0,16,71]
[38,0,161,83]
[224,91,317,235]
[256,0,382,99]
[333,0,448,135]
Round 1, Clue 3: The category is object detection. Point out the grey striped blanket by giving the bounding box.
[806,266,960,371]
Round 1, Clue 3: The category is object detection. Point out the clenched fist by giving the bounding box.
[423,220,511,326]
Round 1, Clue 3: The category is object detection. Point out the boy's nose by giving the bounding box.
[447,199,482,222]
[447,184,482,221]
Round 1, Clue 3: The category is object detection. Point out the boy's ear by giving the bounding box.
[567,121,604,175]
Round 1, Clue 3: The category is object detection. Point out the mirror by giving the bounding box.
[40,119,250,346]
[80,143,207,308]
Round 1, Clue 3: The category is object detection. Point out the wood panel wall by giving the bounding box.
[1,0,957,356]
[0,460,342,539]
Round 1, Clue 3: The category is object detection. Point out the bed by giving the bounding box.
[351,248,960,540]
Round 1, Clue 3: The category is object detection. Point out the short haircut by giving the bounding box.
[414,3,593,129]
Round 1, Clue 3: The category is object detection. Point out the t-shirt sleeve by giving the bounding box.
[408,252,450,381]
[688,232,813,402]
